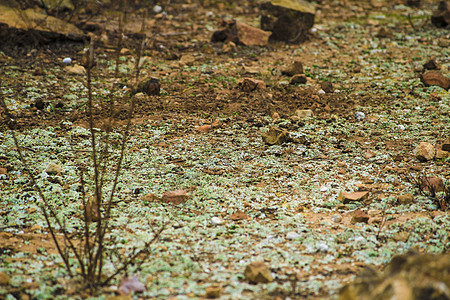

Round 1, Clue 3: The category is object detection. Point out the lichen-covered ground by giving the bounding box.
[0,0,449,299]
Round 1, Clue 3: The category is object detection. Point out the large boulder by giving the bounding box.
[260,0,315,43]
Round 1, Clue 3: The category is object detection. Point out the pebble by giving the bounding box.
[398,125,405,130]
[286,231,300,240]
[45,163,62,175]
[332,214,342,223]
[153,5,163,13]
[62,57,72,64]
[320,186,329,192]
[354,112,365,121]
[211,217,224,226]
[414,142,435,161]
[317,243,328,252]
[398,193,414,205]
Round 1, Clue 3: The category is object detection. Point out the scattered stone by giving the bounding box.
[211,217,224,226]
[281,61,304,76]
[420,70,450,90]
[0,5,84,43]
[438,37,450,47]
[229,210,249,220]
[205,284,222,298]
[339,252,450,300]
[0,272,11,285]
[420,176,445,193]
[351,209,370,224]
[62,57,72,64]
[365,150,376,159]
[320,81,334,93]
[240,78,266,92]
[289,74,307,85]
[392,231,409,242]
[153,5,163,13]
[435,148,450,159]
[442,137,450,152]
[141,193,160,203]
[317,242,329,252]
[65,64,86,75]
[332,214,342,223]
[133,77,160,96]
[375,27,390,38]
[414,142,435,161]
[262,126,290,145]
[195,125,212,133]
[260,0,315,43]
[244,261,273,283]
[45,163,62,175]
[211,20,271,46]
[291,109,313,121]
[431,0,450,28]
[338,191,369,204]
[286,231,300,240]
[398,193,414,205]
[161,189,189,205]
[35,99,46,110]
[221,41,237,53]
[0,167,6,175]
[398,124,406,131]
[354,112,365,121]
[423,58,440,70]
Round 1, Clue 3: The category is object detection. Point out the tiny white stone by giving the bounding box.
[332,214,342,223]
[318,89,326,94]
[140,148,149,153]
[354,112,365,120]
[62,57,72,64]
[153,5,163,13]
[320,186,329,192]
[211,216,223,225]
[317,242,328,252]
[334,89,341,93]
[286,231,300,240]
[355,236,366,243]
[398,125,405,130]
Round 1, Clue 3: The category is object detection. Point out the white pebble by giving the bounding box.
[354,236,366,243]
[398,125,405,130]
[318,89,326,94]
[211,216,223,226]
[286,231,300,240]
[153,5,163,13]
[62,57,72,64]
[332,214,342,223]
[320,186,329,192]
[317,243,328,252]
[354,112,365,120]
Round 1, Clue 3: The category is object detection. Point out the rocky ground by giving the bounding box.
[0,0,449,299]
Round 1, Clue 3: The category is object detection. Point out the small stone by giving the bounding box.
[435,148,450,159]
[423,58,440,70]
[375,27,390,38]
[420,71,450,90]
[229,210,249,220]
[153,5,163,13]
[65,64,86,75]
[291,109,313,121]
[442,137,450,152]
[45,163,62,175]
[211,20,271,46]
[351,209,370,224]
[271,112,280,121]
[338,191,369,204]
[62,57,72,64]
[211,217,224,226]
[320,81,334,93]
[320,186,329,192]
[240,78,265,92]
[221,41,237,53]
[161,189,189,205]
[420,176,445,193]
[133,77,160,96]
[317,242,328,252]
[332,214,342,223]
[141,193,160,203]
[244,261,273,283]
[289,74,307,84]
[365,150,376,159]
[414,142,435,161]
[195,125,212,133]
[286,231,300,240]
[354,112,365,121]
[397,193,414,205]
[0,167,6,175]
[398,125,406,131]
[262,126,290,145]
[282,61,304,76]
[0,272,11,285]
[205,284,222,298]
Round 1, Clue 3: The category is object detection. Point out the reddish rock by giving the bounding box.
[240,78,266,92]
[0,167,6,175]
[211,20,271,46]
[351,209,370,224]
[414,142,435,161]
[420,176,445,193]
[162,189,189,205]
[420,71,450,90]
[195,125,212,133]
[338,191,369,204]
